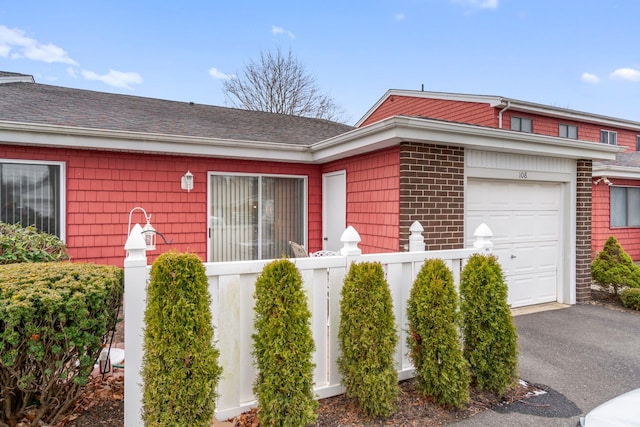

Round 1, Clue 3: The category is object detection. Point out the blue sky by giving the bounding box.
[1,0,639,125]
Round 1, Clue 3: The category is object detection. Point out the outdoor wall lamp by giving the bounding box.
[181,170,194,192]
[128,207,156,251]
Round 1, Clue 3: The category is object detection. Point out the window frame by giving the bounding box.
[207,171,308,262]
[0,159,66,240]
[559,124,578,139]
[511,116,533,133]
[636,135,640,151]
[610,185,640,228]
[600,130,618,145]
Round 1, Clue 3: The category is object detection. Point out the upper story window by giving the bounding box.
[636,135,640,151]
[559,124,578,139]
[209,173,306,262]
[511,117,532,133]
[600,130,617,145]
[0,160,64,237]
[611,186,640,227]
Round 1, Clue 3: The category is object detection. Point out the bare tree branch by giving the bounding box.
[223,48,347,122]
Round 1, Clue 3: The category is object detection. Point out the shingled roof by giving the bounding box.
[0,76,354,145]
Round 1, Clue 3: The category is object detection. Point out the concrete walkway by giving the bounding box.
[453,304,640,426]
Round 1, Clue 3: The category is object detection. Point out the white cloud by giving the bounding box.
[581,72,600,84]
[610,67,640,82]
[271,25,296,39]
[451,0,498,10]
[66,67,78,78]
[0,25,77,65]
[81,69,143,89]
[208,67,233,80]
[395,13,406,21]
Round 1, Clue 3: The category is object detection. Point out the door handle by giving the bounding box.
[323,237,328,241]
[511,254,517,259]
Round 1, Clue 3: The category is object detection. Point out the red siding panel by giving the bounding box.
[0,146,322,266]
[322,147,400,253]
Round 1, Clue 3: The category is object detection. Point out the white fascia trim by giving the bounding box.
[0,121,314,163]
[0,75,35,84]
[313,116,623,163]
[592,165,640,179]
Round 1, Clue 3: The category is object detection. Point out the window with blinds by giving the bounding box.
[0,161,62,236]
[209,174,306,262]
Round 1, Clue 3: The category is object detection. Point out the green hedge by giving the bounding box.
[460,254,518,395]
[142,252,222,427]
[407,259,470,408]
[592,236,640,295]
[0,222,69,265]
[252,259,317,426]
[0,262,122,426]
[621,288,640,310]
[338,262,398,418]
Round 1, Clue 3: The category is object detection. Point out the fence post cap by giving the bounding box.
[473,223,493,238]
[409,221,424,233]
[125,223,147,260]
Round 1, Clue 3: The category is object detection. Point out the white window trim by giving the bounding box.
[0,158,66,241]
[600,130,618,145]
[207,171,308,262]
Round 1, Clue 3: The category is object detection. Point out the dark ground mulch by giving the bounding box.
[62,288,637,427]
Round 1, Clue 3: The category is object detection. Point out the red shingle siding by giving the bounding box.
[592,177,640,261]
[1,146,321,266]
[322,147,400,253]
[360,96,497,128]
[576,160,592,304]
[399,143,465,251]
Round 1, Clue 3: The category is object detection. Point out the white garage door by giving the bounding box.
[466,179,561,308]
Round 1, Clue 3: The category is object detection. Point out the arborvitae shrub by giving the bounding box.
[460,253,518,395]
[407,259,470,408]
[0,222,69,264]
[142,252,221,427]
[592,236,640,295]
[338,262,398,418]
[621,288,640,310]
[252,258,317,426]
[0,262,122,426]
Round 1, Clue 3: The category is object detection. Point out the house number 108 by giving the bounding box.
[518,171,528,179]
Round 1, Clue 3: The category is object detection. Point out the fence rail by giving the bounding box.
[124,223,491,425]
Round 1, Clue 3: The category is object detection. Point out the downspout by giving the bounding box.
[498,100,511,129]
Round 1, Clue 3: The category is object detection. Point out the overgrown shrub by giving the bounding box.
[0,222,69,264]
[338,262,398,418]
[252,258,317,426]
[592,236,640,295]
[407,259,470,408]
[460,253,518,395]
[621,288,640,310]
[142,252,222,427]
[0,262,122,426]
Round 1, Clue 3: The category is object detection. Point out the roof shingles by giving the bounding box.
[0,80,354,145]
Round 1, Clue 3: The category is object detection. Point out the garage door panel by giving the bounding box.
[467,179,561,308]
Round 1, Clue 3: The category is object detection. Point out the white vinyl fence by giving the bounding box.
[123,222,493,426]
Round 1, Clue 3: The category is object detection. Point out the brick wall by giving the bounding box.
[576,160,593,304]
[399,142,465,251]
[322,147,400,253]
[0,145,321,266]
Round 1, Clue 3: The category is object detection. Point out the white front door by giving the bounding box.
[322,170,346,252]
[466,179,562,308]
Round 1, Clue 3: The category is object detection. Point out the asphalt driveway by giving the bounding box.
[453,304,640,426]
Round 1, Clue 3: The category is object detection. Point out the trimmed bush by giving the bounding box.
[621,288,640,310]
[0,262,122,426]
[0,221,69,264]
[592,236,640,295]
[407,259,470,408]
[142,252,222,427]
[460,253,518,395]
[338,262,398,418]
[252,258,317,426]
